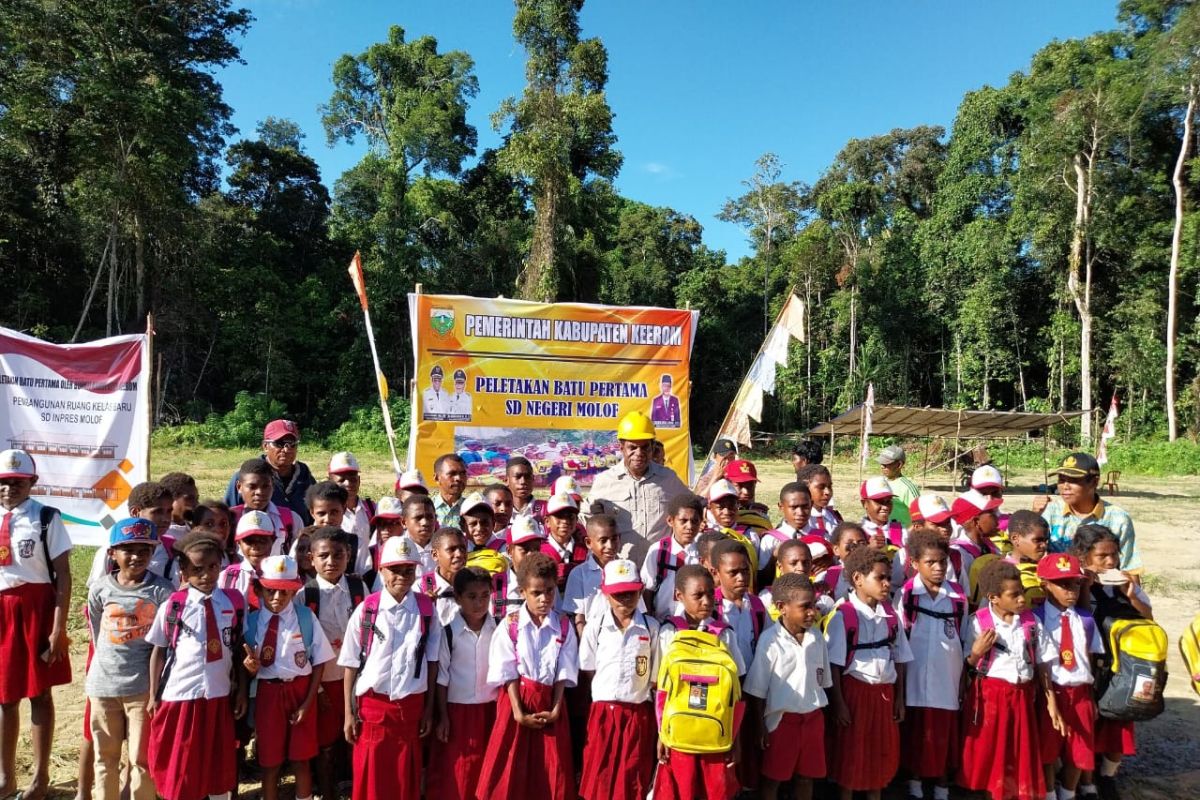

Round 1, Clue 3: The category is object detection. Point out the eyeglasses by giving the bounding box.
[267,439,298,450]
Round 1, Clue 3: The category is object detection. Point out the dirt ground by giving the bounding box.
[12,450,1200,798]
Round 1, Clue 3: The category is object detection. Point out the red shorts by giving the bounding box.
[652,749,738,800]
[255,676,318,768]
[1094,717,1136,756]
[1039,683,1096,769]
[902,706,960,778]
[0,582,72,704]
[761,709,825,781]
[316,679,345,748]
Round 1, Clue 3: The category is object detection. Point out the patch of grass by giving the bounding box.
[1141,572,1200,598]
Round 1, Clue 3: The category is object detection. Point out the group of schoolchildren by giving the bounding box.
[0,444,1156,800]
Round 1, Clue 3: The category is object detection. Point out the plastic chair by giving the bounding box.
[1104,470,1121,495]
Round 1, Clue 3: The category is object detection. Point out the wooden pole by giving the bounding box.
[145,313,154,475]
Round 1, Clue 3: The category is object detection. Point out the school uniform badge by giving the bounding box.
[294,650,308,668]
[260,646,275,663]
[18,539,35,559]
[636,655,649,677]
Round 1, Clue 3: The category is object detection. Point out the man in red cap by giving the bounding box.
[223,419,317,525]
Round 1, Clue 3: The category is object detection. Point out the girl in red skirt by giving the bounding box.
[577,558,659,800]
[476,552,578,800]
[825,546,912,800]
[959,559,1060,800]
[429,567,498,800]
[336,535,440,800]
[145,531,248,800]
[1072,524,1153,800]
[0,449,73,800]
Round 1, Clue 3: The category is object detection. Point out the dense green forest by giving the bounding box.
[4,0,1200,447]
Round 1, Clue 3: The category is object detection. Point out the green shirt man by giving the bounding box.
[878,445,919,526]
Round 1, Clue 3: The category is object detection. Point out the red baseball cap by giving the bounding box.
[1036,553,1085,581]
[724,459,759,484]
[263,419,300,442]
[950,489,1003,524]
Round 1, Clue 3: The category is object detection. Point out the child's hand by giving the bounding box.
[436,716,450,743]
[242,643,259,676]
[657,741,670,765]
[232,688,248,720]
[344,717,360,745]
[970,629,997,659]
[419,706,434,738]
[1121,573,1140,596]
[834,698,851,728]
[892,692,906,723]
[759,730,770,751]
[44,624,69,664]
[291,699,312,726]
[145,697,158,718]
[1031,495,1050,514]
[541,703,562,725]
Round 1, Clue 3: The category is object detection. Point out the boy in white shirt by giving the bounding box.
[640,493,703,620]
[563,513,620,632]
[337,536,440,800]
[746,573,831,800]
[243,555,335,800]
[429,567,498,800]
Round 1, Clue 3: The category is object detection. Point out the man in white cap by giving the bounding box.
[878,445,919,527]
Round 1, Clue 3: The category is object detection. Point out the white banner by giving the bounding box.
[0,327,150,546]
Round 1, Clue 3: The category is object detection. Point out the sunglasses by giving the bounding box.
[267,439,298,450]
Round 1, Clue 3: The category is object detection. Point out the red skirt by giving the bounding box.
[147,696,237,800]
[902,706,960,778]
[958,677,1044,800]
[316,678,346,748]
[579,700,656,800]
[353,691,424,800]
[652,749,738,800]
[255,676,318,767]
[1094,717,1136,756]
[476,678,575,800]
[427,701,496,800]
[830,675,898,790]
[1038,683,1096,769]
[761,709,825,781]
[0,583,72,704]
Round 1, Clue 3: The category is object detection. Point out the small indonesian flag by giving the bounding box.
[1096,395,1119,467]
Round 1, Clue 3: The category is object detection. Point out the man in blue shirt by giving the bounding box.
[222,419,316,525]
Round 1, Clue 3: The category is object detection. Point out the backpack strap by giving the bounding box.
[655,541,683,585]
[347,574,366,609]
[840,602,898,654]
[887,521,905,548]
[156,590,191,700]
[38,505,59,587]
[346,533,361,568]
[977,606,1037,673]
[413,592,433,680]
[303,578,321,616]
[948,548,963,579]
[746,593,768,647]
[443,621,454,658]
[362,497,377,526]
[278,507,296,553]
[954,540,982,559]
[902,579,968,636]
[296,604,315,660]
[492,571,512,622]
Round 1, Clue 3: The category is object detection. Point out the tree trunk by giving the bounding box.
[848,286,858,379]
[521,180,559,301]
[134,210,147,321]
[1166,86,1195,442]
[1067,151,1093,443]
[106,234,118,337]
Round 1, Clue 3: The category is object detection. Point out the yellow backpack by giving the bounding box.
[1097,618,1168,721]
[1180,612,1200,697]
[966,552,1001,607]
[1014,561,1046,606]
[719,526,760,579]
[465,548,509,576]
[657,624,741,754]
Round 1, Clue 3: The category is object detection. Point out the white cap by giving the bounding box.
[258,555,303,589]
[375,496,406,519]
[601,558,644,594]
[378,536,421,567]
[507,516,546,546]
[328,451,360,474]
[235,510,276,540]
[707,479,738,503]
[971,464,1004,490]
[859,476,894,501]
[546,492,580,515]
[0,449,36,480]
[460,492,493,518]
[550,475,581,500]
[397,469,427,490]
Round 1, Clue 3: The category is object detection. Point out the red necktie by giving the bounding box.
[203,597,222,663]
[0,512,12,566]
[259,614,280,667]
[1060,609,1077,671]
[814,514,825,532]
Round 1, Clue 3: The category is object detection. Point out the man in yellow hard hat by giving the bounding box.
[586,411,687,564]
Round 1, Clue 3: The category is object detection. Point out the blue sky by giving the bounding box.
[218,1,1120,260]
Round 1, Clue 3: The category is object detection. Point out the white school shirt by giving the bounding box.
[400,535,437,575]
[218,562,259,603]
[862,518,906,550]
[337,589,443,701]
[486,605,579,689]
[437,615,498,705]
[579,609,660,704]
[894,576,964,710]
[718,594,770,667]
[803,508,839,538]
[311,575,357,682]
[259,501,294,556]
[1040,603,1105,687]
[757,522,799,565]
[825,594,914,685]
[658,618,747,676]
[144,586,241,701]
[639,535,699,620]
[962,606,1056,685]
[563,553,603,618]
[342,502,375,576]
[890,548,964,599]
[251,603,335,681]
[424,571,459,626]
[744,624,832,732]
[0,498,71,590]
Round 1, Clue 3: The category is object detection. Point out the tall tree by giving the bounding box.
[719,153,804,334]
[493,0,622,301]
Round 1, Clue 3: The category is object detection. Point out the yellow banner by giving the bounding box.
[407,294,698,489]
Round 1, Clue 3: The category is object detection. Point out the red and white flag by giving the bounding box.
[860,382,875,468]
[1096,395,1119,467]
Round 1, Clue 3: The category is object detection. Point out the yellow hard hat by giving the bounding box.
[617,411,656,441]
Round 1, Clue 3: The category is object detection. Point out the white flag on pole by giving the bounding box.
[1096,395,1119,467]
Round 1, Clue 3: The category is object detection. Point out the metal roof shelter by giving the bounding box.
[806,405,1087,439]
[806,405,1088,488]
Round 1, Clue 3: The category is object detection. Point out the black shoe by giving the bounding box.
[1096,775,1122,800]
